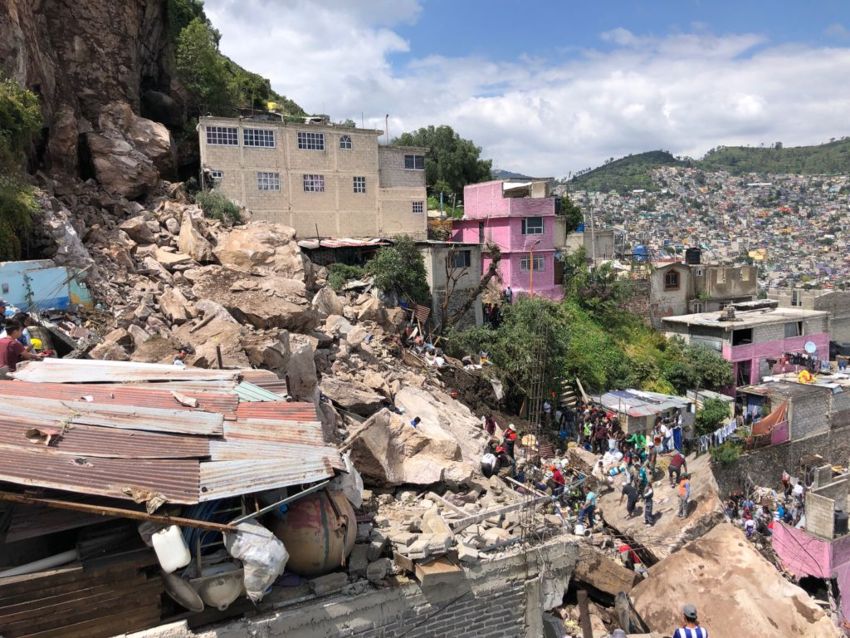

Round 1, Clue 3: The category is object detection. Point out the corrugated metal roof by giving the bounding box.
[235,401,318,420]
[235,381,285,403]
[224,418,325,446]
[0,380,238,417]
[209,440,343,470]
[0,381,239,416]
[12,358,240,384]
[0,419,210,459]
[0,395,224,436]
[198,460,332,500]
[0,447,200,503]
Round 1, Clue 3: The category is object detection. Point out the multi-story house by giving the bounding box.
[197,115,427,239]
[662,301,830,390]
[769,287,850,343]
[452,180,562,300]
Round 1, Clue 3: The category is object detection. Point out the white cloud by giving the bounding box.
[204,1,850,177]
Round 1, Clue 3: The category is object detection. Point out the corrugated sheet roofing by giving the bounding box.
[0,361,338,505]
[11,358,241,384]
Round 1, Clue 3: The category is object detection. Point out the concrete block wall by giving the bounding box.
[806,491,836,539]
[791,393,831,441]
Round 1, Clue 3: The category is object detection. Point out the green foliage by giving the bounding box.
[695,397,730,436]
[561,249,634,323]
[394,125,492,202]
[710,441,742,465]
[426,195,462,218]
[569,151,686,194]
[701,139,850,175]
[558,194,583,233]
[167,0,209,40]
[327,263,366,291]
[0,78,41,260]
[366,236,430,304]
[662,340,733,394]
[195,190,241,225]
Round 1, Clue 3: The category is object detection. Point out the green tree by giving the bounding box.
[662,342,733,393]
[366,235,430,304]
[559,194,583,233]
[0,78,41,260]
[394,125,492,201]
[695,397,731,436]
[175,18,234,116]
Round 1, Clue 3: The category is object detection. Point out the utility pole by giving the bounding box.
[590,208,597,268]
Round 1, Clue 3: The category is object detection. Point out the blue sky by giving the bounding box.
[204,0,850,176]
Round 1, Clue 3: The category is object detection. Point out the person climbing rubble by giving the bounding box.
[668,450,688,488]
[643,483,655,526]
[620,482,639,519]
[677,473,691,518]
[578,488,597,527]
[673,603,709,637]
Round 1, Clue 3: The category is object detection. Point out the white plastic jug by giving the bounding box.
[152,525,191,573]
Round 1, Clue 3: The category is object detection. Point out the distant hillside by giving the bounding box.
[700,138,850,175]
[568,151,687,193]
[568,138,850,193]
[493,168,534,180]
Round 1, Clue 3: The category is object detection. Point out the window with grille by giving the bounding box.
[520,255,545,271]
[209,169,223,181]
[404,154,425,170]
[256,171,280,191]
[297,131,325,150]
[451,250,472,269]
[206,126,238,145]
[340,135,352,149]
[353,176,366,193]
[412,201,424,214]
[303,174,325,192]
[521,217,544,235]
[243,128,275,148]
[664,270,680,291]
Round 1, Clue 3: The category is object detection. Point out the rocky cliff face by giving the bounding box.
[0,0,176,191]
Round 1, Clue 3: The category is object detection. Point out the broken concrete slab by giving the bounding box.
[573,544,638,597]
[632,523,840,638]
[366,558,392,584]
[309,572,349,596]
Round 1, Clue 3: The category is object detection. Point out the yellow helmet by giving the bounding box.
[31,338,43,351]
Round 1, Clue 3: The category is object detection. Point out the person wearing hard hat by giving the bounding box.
[673,603,708,637]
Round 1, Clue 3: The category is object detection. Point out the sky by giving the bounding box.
[203,0,850,177]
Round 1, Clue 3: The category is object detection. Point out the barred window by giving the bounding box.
[209,169,223,181]
[520,255,545,272]
[353,176,366,193]
[257,171,280,191]
[303,174,325,192]
[404,154,425,170]
[521,217,544,235]
[451,250,472,268]
[243,128,275,148]
[297,131,325,150]
[206,126,238,145]
[340,135,352,149]
[412,201,424,214]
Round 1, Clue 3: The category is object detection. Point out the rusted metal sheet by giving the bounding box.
[224,418,325,446]
[235,401,318,421]
[11,358,240,384]
[209,440,343,469]
[0,447,200,503]
[0,419,210,459]
[0,380,238,416]
[198,460,332,500]
[0,395,224,436]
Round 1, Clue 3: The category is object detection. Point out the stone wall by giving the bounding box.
[713,423,850,496]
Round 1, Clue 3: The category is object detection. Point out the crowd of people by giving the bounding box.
[0,300,49,375]
[726,469,808,539]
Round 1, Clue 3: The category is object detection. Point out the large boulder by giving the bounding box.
[119,215,156,244]
[172,308,249,369]
[286,336,318,401]
[320,376,386,417]
[312,287,345,318]
[98,101,174,175]
[242,330,290,375]
[214,221,308,281]
[632,523,839,638]
[178,208,214,262]
[347,409,473,487]
[393,386,488,467]
[159,287,192,325]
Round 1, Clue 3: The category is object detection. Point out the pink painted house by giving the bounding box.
[452,180,563,300]
[662,304,830,390]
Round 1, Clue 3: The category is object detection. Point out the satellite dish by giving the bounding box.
[804,341,817,354]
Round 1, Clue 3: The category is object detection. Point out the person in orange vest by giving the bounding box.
[677,473,691,518]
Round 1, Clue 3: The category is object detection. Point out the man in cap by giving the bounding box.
[673,603,708,637]
[503,423,518,458]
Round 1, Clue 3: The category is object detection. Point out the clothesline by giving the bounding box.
[697,418,737,452]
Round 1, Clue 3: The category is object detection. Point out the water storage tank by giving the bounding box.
[633,245,649,262]
[272,490,356,576]
[685,247,702,265]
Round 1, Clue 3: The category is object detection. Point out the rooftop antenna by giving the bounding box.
[385,114,389,144]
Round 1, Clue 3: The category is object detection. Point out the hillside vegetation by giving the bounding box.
[569,138,850,193]
[569,151,687,193]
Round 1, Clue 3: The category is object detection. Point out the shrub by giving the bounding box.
[327,263,365,291]
[695,397,730,436]
[195,190,241,225]
[710,441,742,465]
[366,235,430,304]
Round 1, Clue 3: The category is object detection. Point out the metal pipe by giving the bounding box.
[0,548,78,578]
[229,480,331,525]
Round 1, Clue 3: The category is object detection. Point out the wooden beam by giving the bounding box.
[0,491,240,534]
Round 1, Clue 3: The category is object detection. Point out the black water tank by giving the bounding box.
[835,510,849,536]
[685,247,702,265]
